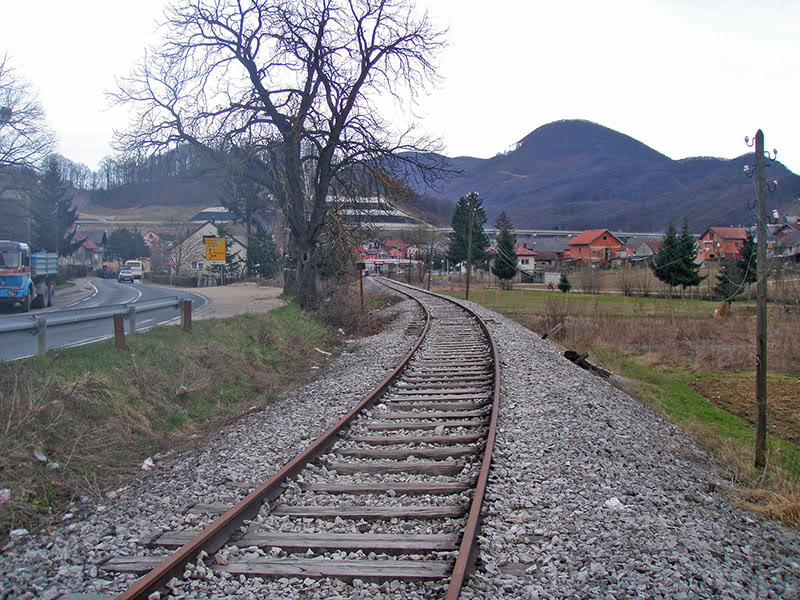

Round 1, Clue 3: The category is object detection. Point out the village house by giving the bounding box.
[169,221,247,277]
[381,239,409,259]
[565,229,625,265]
[515,242,536,276]
[696,227,747,261]
[69,231,104,267]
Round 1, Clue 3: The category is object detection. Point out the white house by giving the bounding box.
[169,221,247,277]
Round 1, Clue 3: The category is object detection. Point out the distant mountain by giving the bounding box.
[422,120,800,232]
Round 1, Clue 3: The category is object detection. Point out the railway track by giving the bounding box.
[98,279,500,599]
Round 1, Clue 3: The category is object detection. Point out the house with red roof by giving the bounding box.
[565,229,625,265]
[515,242,537,274]
[697,227,747,261]
[70,231,104,267]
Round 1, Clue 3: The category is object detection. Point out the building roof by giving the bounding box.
[776,230,800,247]
[705,227,748,240]
[514,243,537,256]
[173,220,247,250]
[73,231,101,252]
[535,250,560,261]
[190,206,237,222]
[643,240,662,254]
[568,229,622,246]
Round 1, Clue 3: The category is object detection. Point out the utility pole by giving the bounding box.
[427,227,434,291]
[753,130,769,469]
[465,192,477,301]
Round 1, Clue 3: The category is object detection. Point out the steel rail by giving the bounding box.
[113,293,432,600]
[377,278,501,600]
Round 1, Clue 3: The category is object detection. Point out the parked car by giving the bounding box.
[118,268,135,283]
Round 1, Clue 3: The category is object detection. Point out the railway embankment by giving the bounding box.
[1,280,798,599]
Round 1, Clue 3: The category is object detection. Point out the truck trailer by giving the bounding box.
[0,241,58,312]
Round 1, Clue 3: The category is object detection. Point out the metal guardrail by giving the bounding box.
[0,296,191,357]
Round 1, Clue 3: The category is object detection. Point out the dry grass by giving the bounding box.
[0,303,341,540]
[523,303,800,376]
[683,423,800,529]
[438,277,800,529]
[315,279,401,337]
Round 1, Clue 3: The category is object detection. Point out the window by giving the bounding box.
[521,258,529,265]
[191,261,205,270]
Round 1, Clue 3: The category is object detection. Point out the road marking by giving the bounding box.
[66,281,99,307]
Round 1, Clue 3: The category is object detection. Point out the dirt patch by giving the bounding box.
[194,282,285,319]
[690,377,800,444]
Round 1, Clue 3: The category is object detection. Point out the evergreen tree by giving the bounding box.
[558,271,571,293]
[106,228,150,263]
[446,193,489,267]
[247,223,281,279]
[737,231,757,286]
[491,211,517,285]
[672,218,705,294]
[30,157,82,256]
[713,258,745,304]
[651,220,680,294]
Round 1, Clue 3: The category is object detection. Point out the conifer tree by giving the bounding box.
[713,258,745,304]
[491,211,517,286]
[673,218,705,295]
[737,231,757,286]
[558,271,571,293]
[446,193,489,267]
[651,220,680,295]
[30,156,82,256]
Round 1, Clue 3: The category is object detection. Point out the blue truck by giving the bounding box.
[0,241,58,312]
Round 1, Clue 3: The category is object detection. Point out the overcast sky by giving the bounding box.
[2,0,799,176]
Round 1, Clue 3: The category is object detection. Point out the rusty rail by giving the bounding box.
[114,295,431,600]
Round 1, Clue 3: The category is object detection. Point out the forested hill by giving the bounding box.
[424,120,800,232]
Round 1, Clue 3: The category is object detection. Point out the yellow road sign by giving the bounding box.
[204,236,226,263]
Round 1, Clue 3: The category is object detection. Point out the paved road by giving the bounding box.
[0,278,209,361]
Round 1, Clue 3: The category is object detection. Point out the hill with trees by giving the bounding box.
[422,120,800,232]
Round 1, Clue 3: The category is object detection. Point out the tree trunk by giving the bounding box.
[284,234,319,309]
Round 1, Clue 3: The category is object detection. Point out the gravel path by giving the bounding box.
[191,282,286,319]
[1,281,798,599]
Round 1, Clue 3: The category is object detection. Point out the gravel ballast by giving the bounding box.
[2,282,799,599]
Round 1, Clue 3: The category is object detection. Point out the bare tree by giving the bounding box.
[616,266,635,297]
[113,0,447,308]
[0,55,55,170]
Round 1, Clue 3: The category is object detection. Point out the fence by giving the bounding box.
[0,296,192,358]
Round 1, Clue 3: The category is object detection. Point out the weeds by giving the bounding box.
[0,301,349,540]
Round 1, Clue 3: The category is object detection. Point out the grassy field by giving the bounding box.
[0,291,395,540]
[439,282,800,527]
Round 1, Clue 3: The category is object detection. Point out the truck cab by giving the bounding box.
[0,241,57,311]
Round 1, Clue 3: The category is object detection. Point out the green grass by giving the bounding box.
[595,349,800,482]
[0,300,339,539]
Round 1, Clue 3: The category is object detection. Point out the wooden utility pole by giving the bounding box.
[427,228,433,291]
[753,129,768,469]
[465,192,476,301]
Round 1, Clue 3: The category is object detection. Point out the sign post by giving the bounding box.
[204,236,226,286]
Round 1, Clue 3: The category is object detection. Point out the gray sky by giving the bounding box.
[2,0,799,175]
